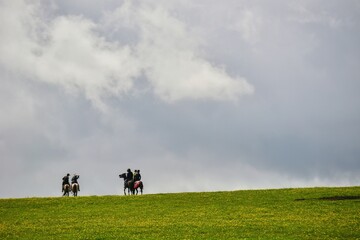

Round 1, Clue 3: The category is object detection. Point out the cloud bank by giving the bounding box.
[0,0,253,111]
[0,0,359,198]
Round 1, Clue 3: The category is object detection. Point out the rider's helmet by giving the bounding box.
[127,168,131,172]
[67,173,70,176]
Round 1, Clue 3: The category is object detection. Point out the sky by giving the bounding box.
[0,0,359,198]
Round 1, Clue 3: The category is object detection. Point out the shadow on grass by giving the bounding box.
[295,196,360,201]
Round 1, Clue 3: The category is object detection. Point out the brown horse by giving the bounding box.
[71,183,79,197]
[133,180,143,195]
[63,184,70,196]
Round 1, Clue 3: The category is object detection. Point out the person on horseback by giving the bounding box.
[126,168,133,184]
[134,170,141,181]
[62,173,70,194]
[133,169,142,192]
[71,174,80,191]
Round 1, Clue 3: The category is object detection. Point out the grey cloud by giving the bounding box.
[0,0,359,198]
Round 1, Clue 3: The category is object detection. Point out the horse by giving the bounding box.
[119,173,134,195]
[71,183,79,197]
[63,184,70,196]
[133,180,143,195]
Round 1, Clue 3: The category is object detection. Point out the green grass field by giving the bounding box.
[0,187,359,239]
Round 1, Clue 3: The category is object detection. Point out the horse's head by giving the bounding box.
[119,173,126,179]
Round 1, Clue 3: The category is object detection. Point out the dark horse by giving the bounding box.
[71,183,79,197]
[119,173,143,195]
[63,184,70,196]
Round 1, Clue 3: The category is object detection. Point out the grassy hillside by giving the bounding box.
[0,187,359,239]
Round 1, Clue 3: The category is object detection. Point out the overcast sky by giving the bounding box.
[0,0,359,198]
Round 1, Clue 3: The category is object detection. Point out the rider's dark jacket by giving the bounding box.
[134,173,141,181]
[71,175,79,184]
[126,171,133,182]
[62,176,70,185]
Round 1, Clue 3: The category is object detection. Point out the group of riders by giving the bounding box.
[122,168,143,195]
[62,173,80,196]
[125,169,142,183]
[61,169,142,196]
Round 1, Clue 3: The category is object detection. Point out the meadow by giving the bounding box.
[0,187,359,239]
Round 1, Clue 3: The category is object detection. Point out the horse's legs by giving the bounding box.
[139,182,143,195]
[63,185,70,196]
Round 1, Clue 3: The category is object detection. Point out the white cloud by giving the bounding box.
[0,0,141,111]
[36,15,140,110]
[108,1,254,102]
[0,0,253,109]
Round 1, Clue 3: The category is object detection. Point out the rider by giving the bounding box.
[71,174,80,191]
[62,173,70,193]
[125,168,133,184]
[134,169,141,181]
